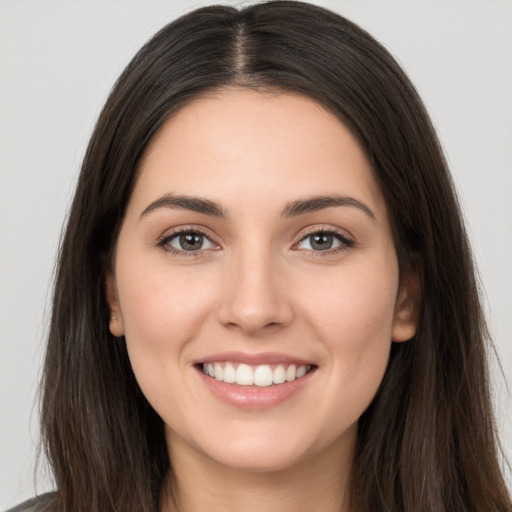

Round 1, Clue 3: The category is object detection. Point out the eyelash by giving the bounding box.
[157,227,219,257]
[157,226,354,257]
[291,227,355,259]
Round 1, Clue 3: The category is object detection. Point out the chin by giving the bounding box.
[191,422,343,474]
[208,444,308,473]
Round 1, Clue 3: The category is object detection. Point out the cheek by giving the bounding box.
[297,257,398,400]
[115,256,218,374]
[302,258,398,339]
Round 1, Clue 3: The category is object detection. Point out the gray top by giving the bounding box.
[5,493,56,512]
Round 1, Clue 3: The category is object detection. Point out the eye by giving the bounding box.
[296,230,353,252]
[160,230,217,253]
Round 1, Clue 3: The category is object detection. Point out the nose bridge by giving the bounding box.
[218,240,292,334]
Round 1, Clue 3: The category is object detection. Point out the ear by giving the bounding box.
[105,272,125,337]
[392,265,421,343]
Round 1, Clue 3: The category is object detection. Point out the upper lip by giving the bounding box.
[195,351,316,366]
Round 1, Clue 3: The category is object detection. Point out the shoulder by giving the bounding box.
[5,493,57,512]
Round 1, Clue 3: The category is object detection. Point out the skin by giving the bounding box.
[106,88,418,512]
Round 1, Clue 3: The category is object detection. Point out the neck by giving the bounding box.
[161,430,354,512]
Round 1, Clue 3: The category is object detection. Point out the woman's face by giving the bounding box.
[107,88,417,473]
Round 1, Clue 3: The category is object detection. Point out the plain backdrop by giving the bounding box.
[1,0,511,508]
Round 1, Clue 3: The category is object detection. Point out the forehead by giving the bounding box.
[132,88,386,218]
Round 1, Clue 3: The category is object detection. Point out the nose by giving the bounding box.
[217,248,294,336]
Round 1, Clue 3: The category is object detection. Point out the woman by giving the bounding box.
[8,1,511,511]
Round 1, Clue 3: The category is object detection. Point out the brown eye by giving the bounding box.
[163,231,216,252]
[179,233,204,251]
[296,231,353,252]
[310,233,335,250]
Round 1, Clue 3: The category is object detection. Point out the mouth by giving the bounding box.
[194,352,318,409]
[199,362,316,387]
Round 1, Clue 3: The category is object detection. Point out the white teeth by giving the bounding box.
[273,364,286,384]
[214,363,223,380]
[285,364,296,382]
[296,365,307,378]
[201,362,312,386]
[254,365,273,387]
[236,363,254,385]
[223,363,236,383]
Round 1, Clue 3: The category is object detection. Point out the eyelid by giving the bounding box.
[156,225,221,255]
[292,225,355,253]
[154,224,354,257]
[296,224,354,241]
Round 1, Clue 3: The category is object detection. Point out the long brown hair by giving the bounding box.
[40,2,511,511]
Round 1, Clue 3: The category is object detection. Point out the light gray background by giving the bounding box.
[1,0,511,508]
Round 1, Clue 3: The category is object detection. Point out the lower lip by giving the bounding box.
[196,367,316,410]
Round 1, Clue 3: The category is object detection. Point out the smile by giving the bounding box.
[201,362,313,387]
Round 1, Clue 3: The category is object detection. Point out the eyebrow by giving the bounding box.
[281,195,376,221]
[140,193,375,222]
[140,194,225,218]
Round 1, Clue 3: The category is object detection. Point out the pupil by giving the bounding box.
[180,233,202,251]
[311,233,333,250]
